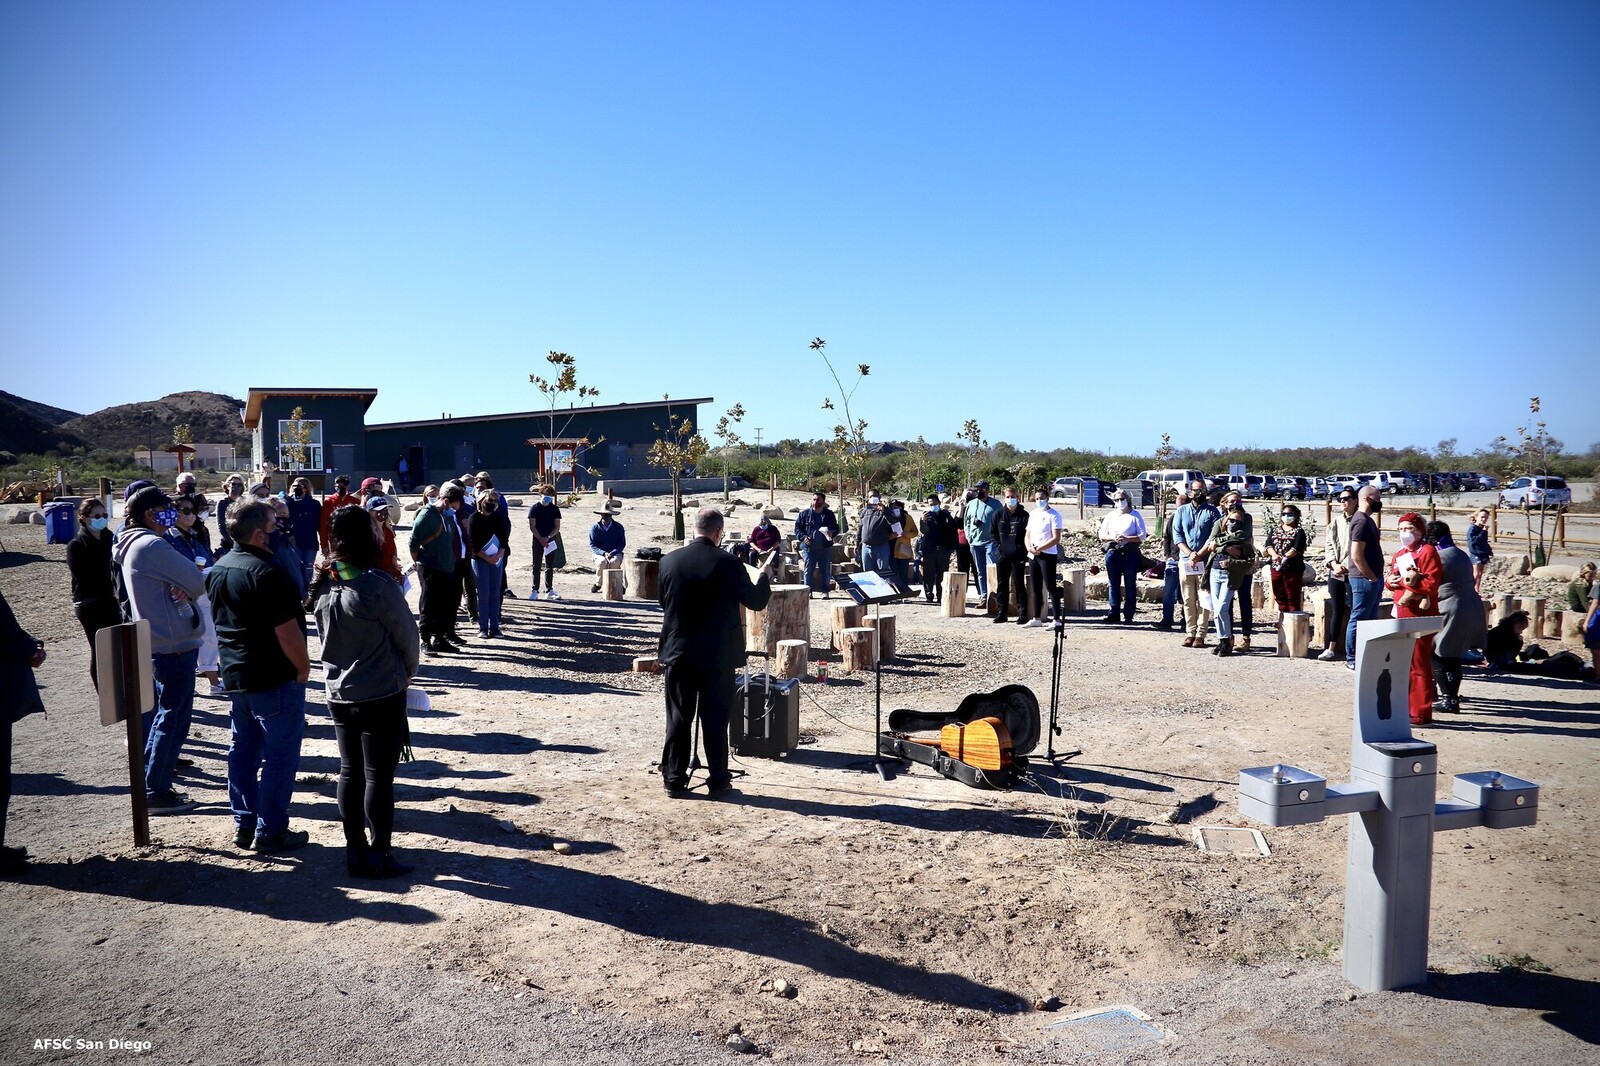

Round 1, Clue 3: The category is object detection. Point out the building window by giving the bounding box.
[277,418,324,470]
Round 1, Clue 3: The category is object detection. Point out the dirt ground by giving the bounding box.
[1,490,1596,1065]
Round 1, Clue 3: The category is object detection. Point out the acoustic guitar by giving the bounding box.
[904,716,1013,772]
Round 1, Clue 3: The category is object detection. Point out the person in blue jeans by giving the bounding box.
[469,490,506,636]
[207,500,312,852]
[857,495,892,574]
[286,477,322,590]
[794,492,839,598]
[112,485,209,814]
[1097,491,1148,623]
[1344,485,1387,666]
[962,481,1001,603]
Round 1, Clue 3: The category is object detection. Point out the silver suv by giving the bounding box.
[1499,476,1571,510]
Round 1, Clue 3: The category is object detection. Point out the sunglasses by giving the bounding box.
[176,508,195,515]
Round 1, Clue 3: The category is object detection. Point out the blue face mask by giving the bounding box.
[1004,498,1018,509]
[930,504,941,513]
[89,517,109,532]
[155,507,179,529]
[1036,500,1047,509]
[541,495,554,506]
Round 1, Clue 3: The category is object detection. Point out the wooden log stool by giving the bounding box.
[1543,609,1564,641]
[623,556,659,600]
[745,582,812,657]
[941,572,967,617]
[867,613,896,660]
[1518,596,1545,640]
[839,626,877,671]
[1277,611,1311,658]
[1308,589,1335,649]
[631,655,660,673]
[830,602,864,649]
[1494,592,1515,626]
[600,568,627,601]
[775,638,809,681]
[1060,568,1086,613]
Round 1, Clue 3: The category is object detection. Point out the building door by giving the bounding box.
[330,444,355,478]
[453,443,478,476]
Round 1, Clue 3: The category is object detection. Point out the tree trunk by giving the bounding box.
[839,626,876,671]
[745,583,811,656]
[868,613,896,660]
[941,572,967,617]
[1277,612,1310,657]
[623,557,659,600]
[775,639,809,681]
[830,603,864,650]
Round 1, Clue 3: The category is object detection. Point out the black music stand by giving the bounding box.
[837,569,914,781]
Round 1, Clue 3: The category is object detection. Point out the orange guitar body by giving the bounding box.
[912,716,1013,772]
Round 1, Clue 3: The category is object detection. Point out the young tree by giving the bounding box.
[1501,397,1563,566]
[906,435,931,501]
[712,403,746,501]
[813,338,871,502]
[528,350,603,491]
[647,407,709,541]
[280,407,314,471]
[958,419,987,490]
[1152,432,1175,526]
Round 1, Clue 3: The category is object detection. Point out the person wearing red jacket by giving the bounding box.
[1386,511,1443,726]
[319,475,356,556]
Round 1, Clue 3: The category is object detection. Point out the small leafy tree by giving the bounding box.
[647,408,709,541]
[813,337,871,502]
[1431,437,1462,507]
[1152,432,1175,526]
[959,420,987,490]
[529,350,603,490]
[280,407,314,470]
[712,403,746,501]
[1499,397,1563,566]
[906,435,931,501]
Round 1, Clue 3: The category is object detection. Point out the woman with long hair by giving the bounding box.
[312,505,421,879]
[1386,512,1443,725]
[467,488,505,637]
[1267,503,1308,613]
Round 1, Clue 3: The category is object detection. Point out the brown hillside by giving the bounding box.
[0,392,90,457]
[61,391,250,453]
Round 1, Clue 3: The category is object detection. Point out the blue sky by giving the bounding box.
[2,2,1597,456]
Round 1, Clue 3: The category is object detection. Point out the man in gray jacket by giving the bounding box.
[113,485,208,814]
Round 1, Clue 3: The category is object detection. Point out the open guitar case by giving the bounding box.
[877,684,1040,790]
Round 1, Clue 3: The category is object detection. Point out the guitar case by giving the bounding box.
[877,684,1040,790]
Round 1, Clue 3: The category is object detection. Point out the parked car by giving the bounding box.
[1325,474,1362,494]
[1499,476,1571,510]
[1135,468,1207,500]
[1364,470,1413,495]
[1223,473,1265,499]
[1418,472,1459,493]
[1260,476,1283,499]
[1050,476,1110,507]
[1277,476,1311,500]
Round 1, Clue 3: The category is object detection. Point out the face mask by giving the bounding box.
[541,495,554,506]
[1281,515,1297,524]
[1400,530,1416,547]
[293,488,305,497]
[1117,500,1131,512]
[89,517,109,532]
[930,504,941,513]
[1004,498,1018,508]
[154,508,178,529]
[197,508,211,519]
[1035,500,1047,510]
[869,497,881,506]
[427,496,438,506]
[759,519,769,527]
[482,503,497,514]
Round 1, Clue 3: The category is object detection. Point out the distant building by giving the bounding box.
[241,388,710,490]
[135,443,239,472]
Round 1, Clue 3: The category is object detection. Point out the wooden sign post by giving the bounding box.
[95,621,154,846]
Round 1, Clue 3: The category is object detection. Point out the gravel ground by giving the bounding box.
[1,491,1596,1065]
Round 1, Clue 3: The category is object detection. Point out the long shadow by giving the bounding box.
[732,790,1181,846]
[1422,968,1600,1045]
[20,851,438,924]
[1043,764,1178,794]
[0,550,47,569]
[1425,692,1600,739]
[428,852,1022,1012]
[11,773,127,797]
[292,799,553,847]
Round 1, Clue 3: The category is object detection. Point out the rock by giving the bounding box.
[497,819,518,834]
[683,499,699,508]
[691,854,710,863]
[726,1034,755,1054]
[1033,995,1062,1012]
[764,507,786,520]
[773,978,795,998]
[552,842,573,855]
[1530,564,1578,581]
[657,509,672,516]
[6,511,29,524]
[28,510,44,525]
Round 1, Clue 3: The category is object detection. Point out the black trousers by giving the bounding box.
[75,598,123,691]
[662,660,733,788]
[1029,553,1060,621]
[1228,580,1254,636]
[329,692,407,853]
[456,558,477,624]
[995,551,1028,619]
[922,547,950,601]
[1,715,11,847]
[531,543,556,591]
[418,565,462,640]
[1432,653,1464,701]
[1326,577,1351,652]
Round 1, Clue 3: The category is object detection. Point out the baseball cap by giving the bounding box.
[364,495,390,512]
[359,477,382,493]
[975,480,990,490]
[127,485,172,520]
[124,479,156,501]
[248,482,271,497]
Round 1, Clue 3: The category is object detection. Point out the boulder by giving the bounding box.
[1530,564,1579,581]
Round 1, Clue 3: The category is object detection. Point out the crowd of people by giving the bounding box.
[1,471,1595,880]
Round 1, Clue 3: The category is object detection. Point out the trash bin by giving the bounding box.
[43,502,76,544]
[1115,479,1156,508]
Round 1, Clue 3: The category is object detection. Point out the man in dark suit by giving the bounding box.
[658,507,772,796]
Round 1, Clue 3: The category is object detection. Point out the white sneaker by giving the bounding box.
[209,682,228,697]
[528,590,540,601]
[1026,618,1044,628]
[544,590,560,601]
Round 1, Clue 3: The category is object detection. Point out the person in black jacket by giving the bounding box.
[2,586,47,875]
[992,490,1031,624]
[657,508,772,797]
[67,497,119,689]
[917,494,958,604]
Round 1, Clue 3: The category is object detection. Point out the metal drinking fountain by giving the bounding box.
[1238,616,1539,992]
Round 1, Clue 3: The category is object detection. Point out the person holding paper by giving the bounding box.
[794,491,839,598]
[857,494,892,574]
[588,503,627,594]
[888,500,915,587]
[1172,482,1222,647]
[526,484,563,600]
[1385,511,1442,726]
[468,489,507,637]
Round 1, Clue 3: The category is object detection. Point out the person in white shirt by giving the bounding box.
[1025,488,1064,627]
[1097,490,1148,624]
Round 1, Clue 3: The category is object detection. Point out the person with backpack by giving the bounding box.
[113,485,208,814]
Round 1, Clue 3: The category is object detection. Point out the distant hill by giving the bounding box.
[62,391,250,453]
[0,391,90,457]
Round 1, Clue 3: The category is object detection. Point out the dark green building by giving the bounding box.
[244,388,710,492]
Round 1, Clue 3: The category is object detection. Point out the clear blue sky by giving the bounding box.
[3,2,1597,456]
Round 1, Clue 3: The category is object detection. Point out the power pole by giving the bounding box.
[754,427,763,461]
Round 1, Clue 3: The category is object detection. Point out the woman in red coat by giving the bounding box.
[1385,512,1442,725]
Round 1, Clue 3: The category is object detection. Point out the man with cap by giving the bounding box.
[962,480,1001,605]
[409,483,468,653]
[357,476,383,504]
[589,502,627,594]
[207,500,312,851]
[1319,487,1358,661]
[113,485,209,814]
[319,475,356,558]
